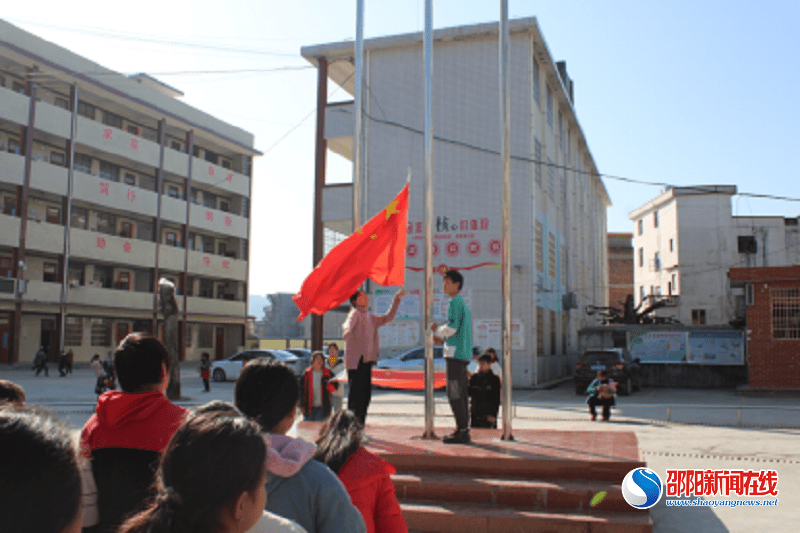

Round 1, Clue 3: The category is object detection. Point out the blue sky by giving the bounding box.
[4,0,799,300]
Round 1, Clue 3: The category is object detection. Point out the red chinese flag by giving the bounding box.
[294,184,408,321]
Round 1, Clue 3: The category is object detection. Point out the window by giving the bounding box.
[46,206,61,224]
[219,200,230,213]
[102,111,123,129]
[54,97,69,110]
[199,324,213,348]
[669,238,674,252]
[218,242,227,256]
[653,210,659,228]
[640,286,645,302]
[116,322,130,345]
[3,196,16,216]
[691,309,706,325]
[548,233,556,279]
[91,318,112,346]
[549,310,557,355]
[96,212,116,235]
[185,323,193,347]
[73,153,92,174]
[168,185,180,199]
[116,272,131,291]
[638,219,643,235]
[124,173,136,186]
[99,161,120,182]
[8,138,20,155]
[534,139,542,187]
[65,317,83,346]
[772,288,800,339]
[171,141,182,152]
[202,236,215,253]
[127,124,140,136]
[165,232,177,246]
[199,279,214,298]
[68,263,85,286]
[672,274,677,294]
[193,145,202,158]
[43,262,58,282]
[70,207,87,229]
[204,150,219,164]
[77,101,95,120]
[50,151,65,166]
[654,251,661,271]
[203,191,217,209]
[119,222,133,238]
[546,85,553,128]
[139,174,156,191]
[93,266,113,289]
[533,57,541,106]
[738,235,757,254]
[745,284,754,306]
[535,220,543,271]
[655,286,662,296]
[221,159,231,169]
[639,247,644,267]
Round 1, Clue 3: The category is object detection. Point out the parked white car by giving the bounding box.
[376,346,445,372]
[211,349,300,382]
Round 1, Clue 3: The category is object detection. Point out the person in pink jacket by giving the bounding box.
[314,410,407,533]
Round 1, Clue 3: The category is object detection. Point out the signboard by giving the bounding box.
[378,321,420,348]
[474,319,525,350]
[628,332,687,363]
[375,289,419,320]
[687,331,745,365]
[433,289,471,321]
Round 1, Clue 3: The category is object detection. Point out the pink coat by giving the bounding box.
[337,447,408,533]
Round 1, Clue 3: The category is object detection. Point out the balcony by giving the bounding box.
[30,159,68,197]
[190,159,249,197]
[0,86,30,126]
[158,243,186,271]
[0,213,20,247]
[189,206,247,239]
[76,117,160,167]
[67,285,154,310]
[22,280,62,303]
[186,296,245,317]
[33,100,72,139]
[0,151,24,187]
[72,171,158,217]
[69,227,156,268]
[164,146,189,176]
[187,250,246,281]
[160,195,188,225]
[27,220,65,254]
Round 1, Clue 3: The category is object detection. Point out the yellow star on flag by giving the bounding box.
[357,228,364,235]
[370,234,377,239]
[385,199,400,220]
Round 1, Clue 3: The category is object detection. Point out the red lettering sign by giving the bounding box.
[123,242,132,253]
[96,237,106,249]
[129,138,139,150]
[203,257,211,267]
[102,129,113,140]
[224,216,232,227]
[100,183,110,195]
[206,211,214,222]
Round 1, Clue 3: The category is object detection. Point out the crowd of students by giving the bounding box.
[0,334,407,533]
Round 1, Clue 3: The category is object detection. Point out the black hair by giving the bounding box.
[194,401,240,417]
[314,409,363,474]
[478,354,493,364]
[444,269,463,290]
[0,406,81,532]
[201,352,210,360]
[0,380,25,405]
[118,411,266,533]
[114,334,170,392]
[234,358,299,432]
[310,351,325,366]
[327,343,339,351]
[597,370,608,378]
[349,291,363,306]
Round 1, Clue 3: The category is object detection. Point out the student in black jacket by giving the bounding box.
[469,354,501,428]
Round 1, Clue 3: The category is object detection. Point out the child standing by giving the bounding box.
[469,354,501,428]
[302,352,336,421]
[199,352,211,392]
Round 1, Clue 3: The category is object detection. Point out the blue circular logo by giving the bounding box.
[621,468,663,509]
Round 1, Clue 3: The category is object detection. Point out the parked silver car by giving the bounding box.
[211,349,300,382]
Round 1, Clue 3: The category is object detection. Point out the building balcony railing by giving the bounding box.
[21,280,62,304]
[189,205,248,239]
[77,116,161,168]
[34,99,72,139]
[186,296,245,317]
[0,85,30,127]
[0,151,25,187]
[191,160,249,198]
[68,227,156,268]
[67,284,154,310]
[0,213,21,248]
[187,249,247,281]
[72,170,159,217]
[27,220,65,254]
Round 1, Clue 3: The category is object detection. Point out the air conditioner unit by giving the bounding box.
[562,292,578,310]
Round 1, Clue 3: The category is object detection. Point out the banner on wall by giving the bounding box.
[474,319,525,351]
[628,332,687,363]
[628,331,745,365]
[378,321,421,348]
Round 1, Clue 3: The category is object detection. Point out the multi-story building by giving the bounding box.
[301,17,610,386]
[607,233,633,309]
[629,185,800,326]
[0,20,259,364]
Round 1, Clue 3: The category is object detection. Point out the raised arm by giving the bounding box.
[376,289,407,327]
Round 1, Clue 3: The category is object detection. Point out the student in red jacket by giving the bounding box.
[301,351,337,421]
[314,410,408,533]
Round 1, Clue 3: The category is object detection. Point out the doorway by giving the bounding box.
[41,318,56,362]
[215,327,225,360]
[0,313,10,364]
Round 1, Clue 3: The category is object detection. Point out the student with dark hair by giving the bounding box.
[431,269,473,444]
[326,343,346,413]
[199,352,211,393]
[80,333,189,533]
[468,354,501,428]
[0,379,26,405]
[302,351,336,421]
[0,406,83,533]
[314,410,407,533]
[118,408,304,533]
[235,359,367,533]
[342,288,406,425]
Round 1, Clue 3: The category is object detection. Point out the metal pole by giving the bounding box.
[422,0,436,439]
[499,0,514,440]
[352,0,365,232]
[311,58,328,351]
[60,83,78,351]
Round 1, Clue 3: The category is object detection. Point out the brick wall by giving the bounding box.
[608,235,633,309]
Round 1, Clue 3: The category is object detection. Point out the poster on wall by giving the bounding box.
[628,331,687,363]
[686,331,745,365]
[473,319,525,351]
[375,289,420,320]
[378,321,420,348]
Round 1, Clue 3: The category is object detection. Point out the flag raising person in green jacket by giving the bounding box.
[431,269,473,444]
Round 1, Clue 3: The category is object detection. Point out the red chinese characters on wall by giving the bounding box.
[205,211,214,222]
[224,216,232,227]
[129,138,139,150]
[203,257,211,267]
[468,240,481,256]
[208,166,215,176]
[407,243,418,257]
[446,241,460,257]
[126,189,136,202]
[100,183,110,196]
[488,239,502,255]
[226,173,233,183]
[96,237,106,249]
[102,129,113,140]
[123,242,132,254]
[222,260,230,269]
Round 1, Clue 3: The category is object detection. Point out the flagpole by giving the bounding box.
[422,0,436,439]
[352,0,365,232]
[499,0,514,440]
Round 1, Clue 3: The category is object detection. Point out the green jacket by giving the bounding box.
[439,294,472,361]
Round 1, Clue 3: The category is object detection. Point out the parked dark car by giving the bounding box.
[574,348,641,396]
